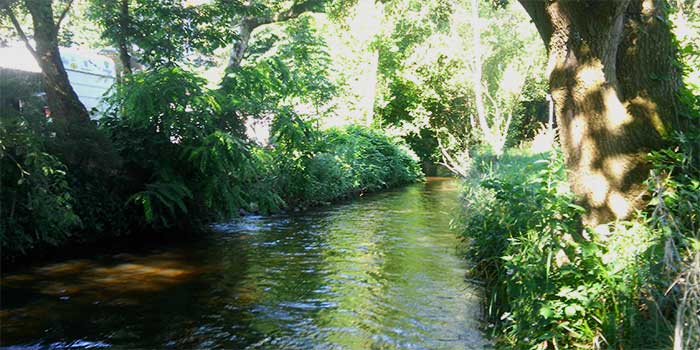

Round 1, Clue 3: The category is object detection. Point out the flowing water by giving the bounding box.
[1,177,485,349]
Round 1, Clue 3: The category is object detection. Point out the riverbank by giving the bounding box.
[2,86,424,258]
[1,173,425,270]
[458,147,699,349]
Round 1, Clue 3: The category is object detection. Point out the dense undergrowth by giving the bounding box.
[459,135,699,348]
[0,68,422,257]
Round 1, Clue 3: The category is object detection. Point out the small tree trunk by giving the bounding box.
[227,19,254,70]
[470,0,491,141]
[364,50,379,127]
[519,0,682,226]
[118,0,132,74]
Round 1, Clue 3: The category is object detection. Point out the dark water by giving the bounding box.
[1,177,485,349]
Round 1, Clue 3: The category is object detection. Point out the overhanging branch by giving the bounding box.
[1,3,38,59]
[56,0,75,29]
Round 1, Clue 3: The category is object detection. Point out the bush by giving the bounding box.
[460,145,699,349]
[102,67,265,229]
[0,94,80,254]
[1,65,423,256]
[266,114,424,208]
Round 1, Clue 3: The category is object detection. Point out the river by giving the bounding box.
[1,177,485,349]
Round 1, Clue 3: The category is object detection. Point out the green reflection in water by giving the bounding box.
[1,178,485,349]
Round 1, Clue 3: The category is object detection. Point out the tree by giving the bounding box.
[518,0,684,226]
[1,0,116,168]
[2,0,89,125]
[223,0,339,70]
[374,0,545,173]
[88,0,223,71]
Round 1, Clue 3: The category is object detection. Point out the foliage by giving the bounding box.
[459,142,699,349]
[87,0,231,67]
[374,0,547,171]
[0,71,80,254]
[100,65,420,227]
[221,15,335,117]
[102,67,259,229]
[266,113,423,207]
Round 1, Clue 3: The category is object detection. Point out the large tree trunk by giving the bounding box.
[519,0,682,226]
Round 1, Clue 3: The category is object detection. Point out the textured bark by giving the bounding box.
[519,0,682,226]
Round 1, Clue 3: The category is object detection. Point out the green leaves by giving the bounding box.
[267,123,423,207]
[459,148,691,349]
[128,180,192,226]
[1,110,81,254]
[103,67,263,228]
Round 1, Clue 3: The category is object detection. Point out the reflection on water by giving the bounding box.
[1,178,485,349]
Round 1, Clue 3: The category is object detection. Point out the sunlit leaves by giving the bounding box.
[103,67,261,228]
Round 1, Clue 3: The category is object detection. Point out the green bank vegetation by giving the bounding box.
[456,2,700,348]
[1,65,421,254]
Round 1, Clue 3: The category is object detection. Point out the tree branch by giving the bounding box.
[56,0,74,29]
[255,0,325,27]
[437,136,468,178]
[518,0,553,47]
[1,3,38,58]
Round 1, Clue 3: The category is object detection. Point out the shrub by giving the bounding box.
[266,116,423,208]
[460,145,699,349]
[102,67,265,229]
[0,101,80,254]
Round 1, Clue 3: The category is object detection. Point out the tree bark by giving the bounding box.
[227,18,254,69]
[471,0,491,141]
[4,0,117,169]
[118,0,132,74]
[518,0,682,226]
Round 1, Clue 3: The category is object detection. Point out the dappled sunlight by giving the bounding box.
[88,262,194,292]
[627,95,665,137]
[2,251,201,299]
[568,114,587,150]
[0,250,203,346]
[603,88,633,130]
[581,173,609,207]
[2,0,695,348]
[603,154,632,184]
[35,260,93,276]
[575,62,605,93]
[607,191,632,219]
[550,39,671,224]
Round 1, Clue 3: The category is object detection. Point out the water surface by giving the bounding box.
[1,177,485,349]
